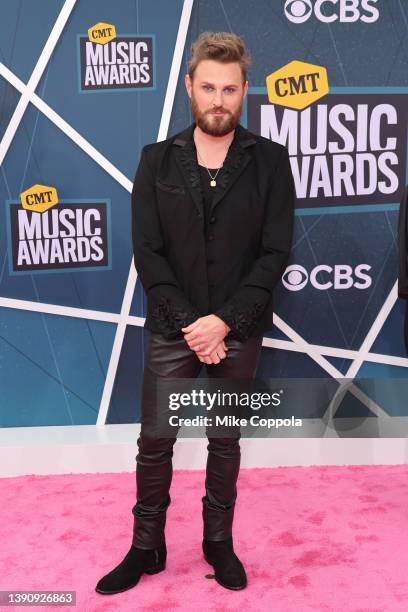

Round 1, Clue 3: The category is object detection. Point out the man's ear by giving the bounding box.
[185,74,192,98]
[243,79,249,98]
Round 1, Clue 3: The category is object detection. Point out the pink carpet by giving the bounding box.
[1,465,408,611]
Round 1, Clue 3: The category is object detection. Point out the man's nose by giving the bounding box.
[212,89,224,107]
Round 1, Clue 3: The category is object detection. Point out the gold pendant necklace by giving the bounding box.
[208,169,221,187]
[196,150,222,187]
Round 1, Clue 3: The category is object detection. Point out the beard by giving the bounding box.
[190,93,243,136]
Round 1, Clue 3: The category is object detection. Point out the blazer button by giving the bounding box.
[207,234,214,241]
[207,258,214,264]
[209,216,216,223]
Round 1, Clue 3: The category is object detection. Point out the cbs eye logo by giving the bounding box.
[284,0,312,23]
[282,265,309,290]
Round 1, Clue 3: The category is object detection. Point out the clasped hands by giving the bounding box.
[181,314,231,364]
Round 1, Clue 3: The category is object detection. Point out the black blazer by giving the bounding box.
[131,122,295,341]
[398,185,408,354]
[398,185,408,299]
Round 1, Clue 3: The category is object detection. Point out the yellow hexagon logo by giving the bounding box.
[88,22,116,45]
[20,185,58,213]
[266,60,329,110]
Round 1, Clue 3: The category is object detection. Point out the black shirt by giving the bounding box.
[198,164,222,227]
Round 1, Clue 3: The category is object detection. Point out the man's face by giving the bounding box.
[185,60,248,136]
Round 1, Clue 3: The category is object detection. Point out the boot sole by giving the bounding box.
[95,562,166,595]
[204,555,247,591]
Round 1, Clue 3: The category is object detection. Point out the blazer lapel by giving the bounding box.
[208,144,252,218]
[173,124,204,219]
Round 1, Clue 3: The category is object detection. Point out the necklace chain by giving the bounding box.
[196,149,223,187]
[194,130,233,187]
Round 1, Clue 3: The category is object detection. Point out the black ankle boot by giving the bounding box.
[95,543,166,595]
[202,536,247,590]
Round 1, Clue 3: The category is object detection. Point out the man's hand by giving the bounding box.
[182,314,230,357]
[196,339,228,364]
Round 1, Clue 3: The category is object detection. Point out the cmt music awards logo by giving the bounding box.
[6,185,111,274]
[284,0,380,23]
[78,22,155,91]
[247,60,408,208]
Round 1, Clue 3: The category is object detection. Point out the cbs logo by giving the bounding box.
[284,0,379,24]
[281,264,372,291]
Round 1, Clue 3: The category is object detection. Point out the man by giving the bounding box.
[96,31,295,594]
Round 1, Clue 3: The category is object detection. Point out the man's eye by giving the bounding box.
[203,85,213,91]
[225,88,235,93]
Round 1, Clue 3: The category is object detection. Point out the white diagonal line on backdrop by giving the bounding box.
[346,281,399,378]
[0,296,122,323]
[0,0,78,166]
[262,336,408,368]
[274,314,388,417]
[96,0,195,426]
[0,64,133,192]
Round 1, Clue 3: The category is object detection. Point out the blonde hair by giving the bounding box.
[188,32,251,83]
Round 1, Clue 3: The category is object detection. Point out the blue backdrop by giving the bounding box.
[0,0,407,428]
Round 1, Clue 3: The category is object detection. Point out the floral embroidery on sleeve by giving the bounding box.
[152,296,200,339]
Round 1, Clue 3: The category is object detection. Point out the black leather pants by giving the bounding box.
[131,331,263,549]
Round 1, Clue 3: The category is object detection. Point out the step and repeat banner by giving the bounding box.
[0,0,407,430]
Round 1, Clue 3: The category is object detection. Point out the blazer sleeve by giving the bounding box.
[131,145,200,338]
[398,185,408,299]
[214,145,295,341]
